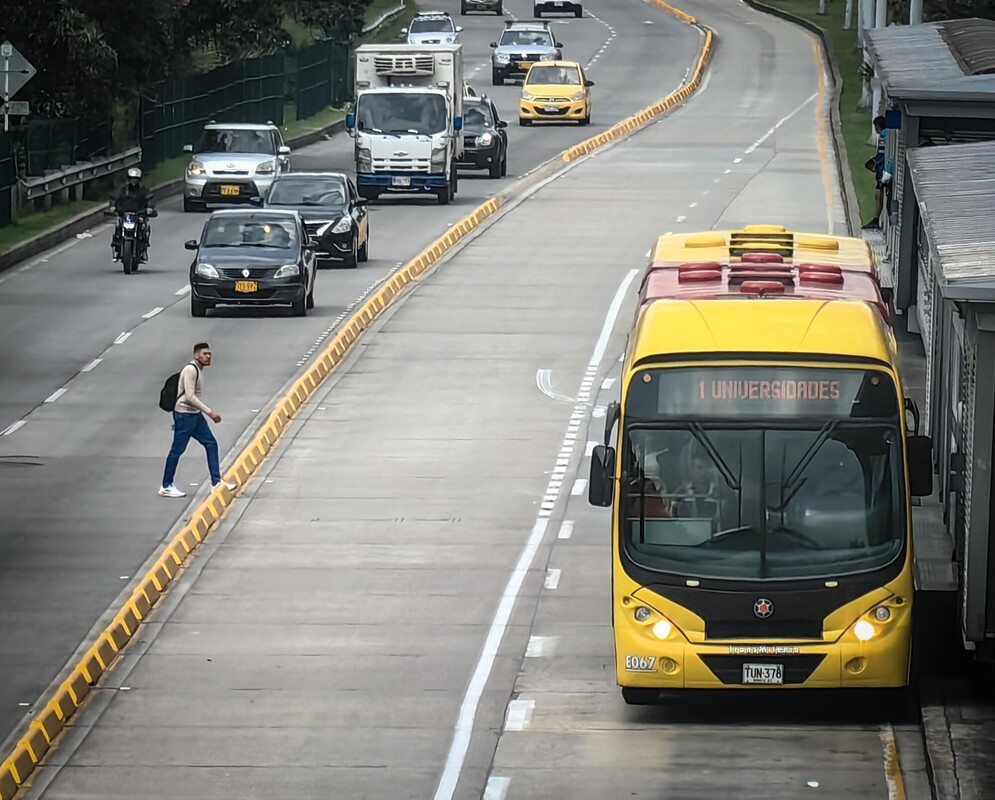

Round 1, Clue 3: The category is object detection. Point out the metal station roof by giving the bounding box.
[907,140,995,297]
[866,19,995,101]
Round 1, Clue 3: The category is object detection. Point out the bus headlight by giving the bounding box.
[634,606,651,622]
[652,619,673,640]
[854,620,876,641]
[873,606,892,622]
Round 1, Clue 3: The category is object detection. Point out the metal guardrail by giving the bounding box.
[20,146,142,202]
[362,2,407,35]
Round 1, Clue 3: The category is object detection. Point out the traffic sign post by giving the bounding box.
[0,41,36,132]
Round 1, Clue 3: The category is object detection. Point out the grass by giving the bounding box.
[0,200,102,255]
[762,0,878,222]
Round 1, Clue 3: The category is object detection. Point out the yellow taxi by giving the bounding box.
[519,61,594,126]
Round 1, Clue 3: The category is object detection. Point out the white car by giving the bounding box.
[534,0,583,17]
[403,11,463,45]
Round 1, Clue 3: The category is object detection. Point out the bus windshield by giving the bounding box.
[621,366,905,580]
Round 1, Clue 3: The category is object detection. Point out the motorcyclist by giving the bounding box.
[113,167,154,262]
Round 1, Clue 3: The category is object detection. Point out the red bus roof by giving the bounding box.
[635,261,889,325]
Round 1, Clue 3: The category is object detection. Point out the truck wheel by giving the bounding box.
[436,185,451,205]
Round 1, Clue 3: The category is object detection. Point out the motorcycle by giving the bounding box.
[104,206,157,274]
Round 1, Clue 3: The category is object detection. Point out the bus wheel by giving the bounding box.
[621,687,659,705]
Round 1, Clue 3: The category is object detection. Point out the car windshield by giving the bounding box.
[620,366,905,581]
[463,104,493,128]
[197,128,276,155]
[411,17,454,33]
[526,65,580,85]
[268,178,347,206]
[356,93,448,136]
[202,217,299,249]
[500,30,553,46]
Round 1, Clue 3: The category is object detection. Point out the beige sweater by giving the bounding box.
[175,363,212,415]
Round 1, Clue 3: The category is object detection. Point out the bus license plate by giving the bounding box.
[392,176,411,187]
[234,280,257,293]
[742,663,783,684]
[220,185,240,196]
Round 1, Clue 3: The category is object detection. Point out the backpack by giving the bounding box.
[159,362,198,412]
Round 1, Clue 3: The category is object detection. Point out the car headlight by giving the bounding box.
[195,263,219,278]
[430,146,448,168]
[357,146,372,171]
[522,91,534,101]
[187,161,206,177]
[255,159,277,175]
[571,91,586,101]
[274,263,300,279]
[496,53,510,63]
[475,132,494,146]
[318,216,352,236]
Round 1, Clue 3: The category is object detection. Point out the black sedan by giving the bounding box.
[457,96,509,179]
[184,209,317,317]
[260,171,370,268]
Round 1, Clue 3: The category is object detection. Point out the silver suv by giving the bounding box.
[182,122,291,213]
[490,21,563,85]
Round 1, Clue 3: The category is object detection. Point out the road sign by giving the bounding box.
[3,100,29,116]
[0,41,37,100]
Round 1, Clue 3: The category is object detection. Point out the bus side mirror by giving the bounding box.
[589,445,615,507]
[907,435,934,497]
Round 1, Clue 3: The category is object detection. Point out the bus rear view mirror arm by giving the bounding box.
[589,445,615,507]
[604,400,620,446]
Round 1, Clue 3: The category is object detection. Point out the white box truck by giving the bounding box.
[346,43,465,205]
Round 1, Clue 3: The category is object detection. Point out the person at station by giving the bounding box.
[862,116,888,230]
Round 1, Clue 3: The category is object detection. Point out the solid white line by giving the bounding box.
[81,358,102,373]
[114,331,131,345]
[175,285,191,296]
[504,699,535,732]
[142,306,164,319]
[558,520,574,540]
[44,388,68,403]
[432,519,548,800]
[744,92,818,155]
[571,478,588,496]
[588,269,639,368]
[1,420,26,436]
[483,777,511,800]
[544,569,561,590]
[434,271,637,800]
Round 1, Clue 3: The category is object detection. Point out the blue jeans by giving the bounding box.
[162,411,221,487]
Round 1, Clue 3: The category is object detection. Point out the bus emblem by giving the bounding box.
[754,598,774,618]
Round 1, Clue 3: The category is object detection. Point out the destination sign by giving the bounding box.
[625,366,898,419]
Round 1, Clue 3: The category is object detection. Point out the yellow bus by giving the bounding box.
[588,296,934,701]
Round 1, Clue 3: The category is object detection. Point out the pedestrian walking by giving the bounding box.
[158,342,236,498]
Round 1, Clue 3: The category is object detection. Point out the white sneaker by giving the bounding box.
[159,484,186,498]
[213,481,237,492]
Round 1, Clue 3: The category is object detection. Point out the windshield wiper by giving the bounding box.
[367,127,401,138]
[768,421,839,512]
[688,423,741,491]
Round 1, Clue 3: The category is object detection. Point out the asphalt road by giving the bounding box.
[0,0,701,753]
[15,1,929,799]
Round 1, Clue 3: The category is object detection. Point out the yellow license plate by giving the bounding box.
[518,62,532,70]
[234,280,257,293]
[220,185,240,196]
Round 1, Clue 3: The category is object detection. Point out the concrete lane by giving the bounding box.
[22,3,907,800]
[0,0,702,753]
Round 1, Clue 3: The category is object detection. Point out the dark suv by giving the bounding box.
[461,0,503,13]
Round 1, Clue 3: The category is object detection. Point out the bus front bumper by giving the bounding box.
[615,625,912,689]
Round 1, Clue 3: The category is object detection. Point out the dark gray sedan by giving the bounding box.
[184,209,317,317]
[260,172,370,268]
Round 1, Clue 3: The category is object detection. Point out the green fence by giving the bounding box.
[0,133,13,227]
[293,39,354,120]
[140,51,288,170]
